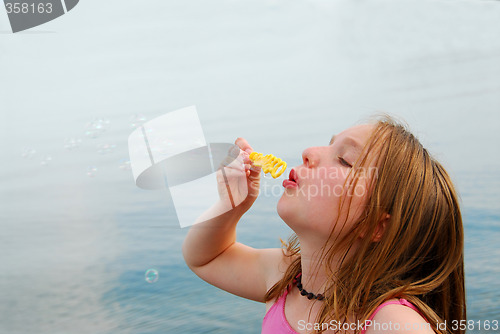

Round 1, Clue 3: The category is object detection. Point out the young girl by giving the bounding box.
[182,115,465,334]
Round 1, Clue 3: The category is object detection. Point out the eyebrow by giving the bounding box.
[329,134,363,153]
[329,135,336,145]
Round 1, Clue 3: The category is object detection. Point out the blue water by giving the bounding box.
[1,0,500,333]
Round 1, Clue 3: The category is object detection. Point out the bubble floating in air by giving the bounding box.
[64,137,82,150]
[40,155,52,166]
[119,159,131,171]
[22,148,36,159]
[130,114,147,128]
[87,166,98,177]
[145,269,159,284]
[85,118,110,139]
[97,143,116,155]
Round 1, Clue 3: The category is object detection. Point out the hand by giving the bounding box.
[215,138,261,213]
[235,137,262,208]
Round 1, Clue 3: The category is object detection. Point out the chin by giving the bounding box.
[277,196,302,230]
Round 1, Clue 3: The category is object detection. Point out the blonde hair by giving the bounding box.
[265,115,466,334]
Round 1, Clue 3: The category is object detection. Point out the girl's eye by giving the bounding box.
[338,156,352,168]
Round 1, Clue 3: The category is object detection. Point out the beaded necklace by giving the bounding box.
[294,273,325,301]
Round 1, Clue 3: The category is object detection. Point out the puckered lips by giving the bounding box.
[282,168,299,189]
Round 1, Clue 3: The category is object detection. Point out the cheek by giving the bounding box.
[338,178,371,220]
[309,174,349,204]
[301,182,343,227]
[276,175,371,232]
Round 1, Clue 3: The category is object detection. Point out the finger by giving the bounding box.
[235,137,254,154]
[242,152,251,164]
[248,166,261,181]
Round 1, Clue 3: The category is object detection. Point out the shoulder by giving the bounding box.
[365,299,434,334]
[263,249,297,311]
[262,248,298,289]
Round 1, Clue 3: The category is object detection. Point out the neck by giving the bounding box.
[298,239,331,295]
[297,234,359,296]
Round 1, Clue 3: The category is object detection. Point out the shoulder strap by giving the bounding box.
[360,298,423,334]
[367,298,419,322]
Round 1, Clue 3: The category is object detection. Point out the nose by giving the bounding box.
[302,147,320,168]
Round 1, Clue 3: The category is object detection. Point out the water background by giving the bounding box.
[1,0,499,333]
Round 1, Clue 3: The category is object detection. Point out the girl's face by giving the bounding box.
[277,124,376,241]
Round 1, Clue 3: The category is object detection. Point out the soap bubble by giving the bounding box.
[97,143,116,155]
[145,269,159,283]
[87,166,98,177]
[130,114,147,128]
[64,138,82,150]
[119,159,131,171]
[22,148,36,159]
[40,155,52,166]
[85,118,110,138]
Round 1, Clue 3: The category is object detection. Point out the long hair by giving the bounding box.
[264,115,466,334]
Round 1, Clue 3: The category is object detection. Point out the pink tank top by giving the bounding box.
[261,286,423,334]
[262,286,297,334]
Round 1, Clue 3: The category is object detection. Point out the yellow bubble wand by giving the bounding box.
[248,152,287,178]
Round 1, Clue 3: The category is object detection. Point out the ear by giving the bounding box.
[372,213,390,242]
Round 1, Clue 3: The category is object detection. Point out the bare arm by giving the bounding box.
[182,138,285,302]
[182,200,243,269]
